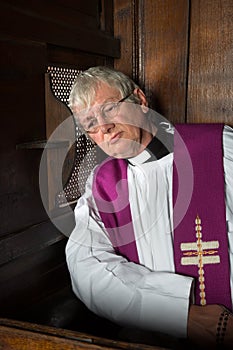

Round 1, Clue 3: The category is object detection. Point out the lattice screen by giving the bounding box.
[47,66,97,207]
[47,66,79,105]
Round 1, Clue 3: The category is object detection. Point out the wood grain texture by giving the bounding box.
[114,0,233,125]
[143,0,189,123]
[0,1,120,58]
[44,73,75,210]
[114,0,189,124]
[47,45,107,70]
[0,318,169,350]
[114,0,135,77]
[187,0,233,124]
[0,326,112,350]
[0,218,67,266]
[0,239,70,317]
[0,38,47,235]
[0,0,119,339]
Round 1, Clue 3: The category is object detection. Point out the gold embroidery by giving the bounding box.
[180,215,220,306]
[183,250,218,256]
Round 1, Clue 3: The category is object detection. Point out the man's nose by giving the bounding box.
[96,113,115,133]
[100,122,115,134]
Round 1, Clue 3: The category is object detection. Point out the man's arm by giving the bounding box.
[66,195,193,338]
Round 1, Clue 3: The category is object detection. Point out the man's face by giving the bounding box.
[75,82,153,158]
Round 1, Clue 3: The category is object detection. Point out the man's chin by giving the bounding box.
[103,148,141,159]
[100,140,143,159]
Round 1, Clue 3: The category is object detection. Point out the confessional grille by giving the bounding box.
[47,66,97,207]
[47,66,80,105]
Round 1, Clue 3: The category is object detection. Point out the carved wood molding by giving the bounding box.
[132,0,145,90]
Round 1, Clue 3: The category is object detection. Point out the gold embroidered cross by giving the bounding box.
[180,215,220,306]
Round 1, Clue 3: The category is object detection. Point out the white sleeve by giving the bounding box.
[66,173,193,339]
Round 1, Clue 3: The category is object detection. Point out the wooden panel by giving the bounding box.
[47,45,108,70]
[0,0,120,338]
[0,326,115,350]
[0,38,47,236]
[0,218,68,266]
[54,0,100,18]
[114,0,189,124]
[3,0,100,30]
[114,0,135,78]
[0,318,168,350]
[44,73,75,210]
[0,1,120,58]
[143,0,189,123]
[187,0,233,124]
[100,0,114,34]
[114,0,146,85]
[0,211,75,318]
[0,239,69,317]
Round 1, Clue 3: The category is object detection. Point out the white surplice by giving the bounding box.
[66,125,233,338]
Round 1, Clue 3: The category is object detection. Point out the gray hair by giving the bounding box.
[69,66,141,113]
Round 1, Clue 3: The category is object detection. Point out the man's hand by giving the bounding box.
[188,304,233,349]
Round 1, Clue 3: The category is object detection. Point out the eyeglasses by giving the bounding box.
[79,92,134,134]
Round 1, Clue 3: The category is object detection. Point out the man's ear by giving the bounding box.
[133,88,149,113]
[133,88,148,105]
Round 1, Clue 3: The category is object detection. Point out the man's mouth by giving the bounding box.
[109,132,123,144]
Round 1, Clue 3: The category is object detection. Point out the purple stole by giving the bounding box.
[173,124,231,310]
[93,124,232,310]
[93,158,139,263]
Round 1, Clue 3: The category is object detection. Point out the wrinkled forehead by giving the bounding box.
[74,81,122,113]
[75,104,101,121]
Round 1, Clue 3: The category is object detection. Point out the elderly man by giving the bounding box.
[66,66,233,348]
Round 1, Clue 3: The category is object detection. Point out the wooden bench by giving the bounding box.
[0,318,168,350]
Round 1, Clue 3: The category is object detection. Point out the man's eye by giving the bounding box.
[103,103,118,114]
[83,118,96,130]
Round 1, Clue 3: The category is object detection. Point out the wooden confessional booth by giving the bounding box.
[0,1,232,349]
